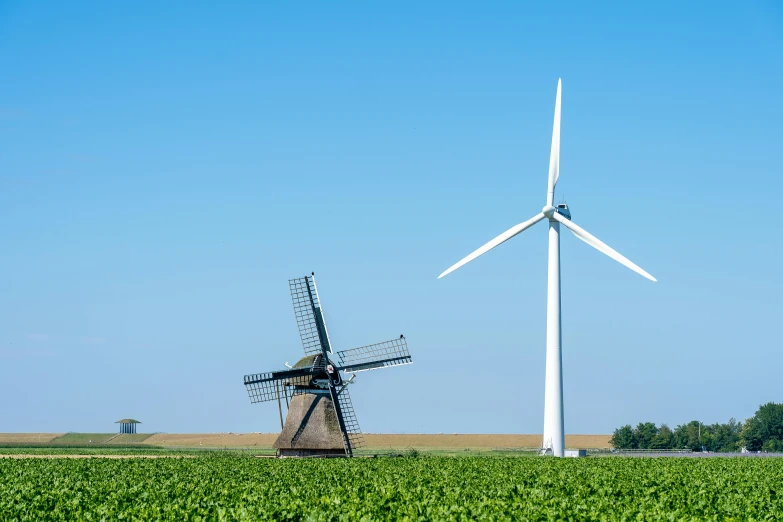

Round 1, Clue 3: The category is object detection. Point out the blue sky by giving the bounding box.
[1,2,781,435]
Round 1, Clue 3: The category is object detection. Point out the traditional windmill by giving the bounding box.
[244,274,412,457]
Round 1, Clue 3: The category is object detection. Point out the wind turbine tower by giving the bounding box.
[438,79,656,457]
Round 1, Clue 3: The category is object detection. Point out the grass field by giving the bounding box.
[1,453,780,520]
[104,433,154,444]
[0,433,148,445]
[46,433,115,444]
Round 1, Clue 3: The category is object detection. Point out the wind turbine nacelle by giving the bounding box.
[542,204,571,221]
[555,203,571,220]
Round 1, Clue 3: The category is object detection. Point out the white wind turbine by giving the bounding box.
[438,79,656,457]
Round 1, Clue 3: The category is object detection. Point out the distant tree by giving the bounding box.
[611,419,742,452]
[709,418,742,452]
[610,425,636,449]
[700,424,717,452]
[611,402,783,454]
[650,424,674,449]
[742,403,783,452]
[673,421,702,451]
[762,439,783,452]
[742,416,763,451]
[633,422,658,449]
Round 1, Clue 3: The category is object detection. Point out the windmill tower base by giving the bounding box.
[274,392,347,457]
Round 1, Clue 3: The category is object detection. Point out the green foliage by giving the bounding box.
[673,421,702,451]
[743,417,764,452]
[634,422,657,449]
[613,402,783,453]
[610,425,636,449]
[1,456,782,519]
[762,439,783,452]
[742,403,783,452]
[612,418,743,452]
[48,433,116,444]
[650,424,674,449]
[705,418,743,452]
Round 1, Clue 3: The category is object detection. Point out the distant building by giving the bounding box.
[116,419,141,434]
[565,449,586,458]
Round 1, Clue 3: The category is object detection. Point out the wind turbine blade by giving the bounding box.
[438,213,546,279]
[546,78,562,206]
[551,212,657,282]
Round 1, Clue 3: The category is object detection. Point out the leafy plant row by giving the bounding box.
[1,456,781,520]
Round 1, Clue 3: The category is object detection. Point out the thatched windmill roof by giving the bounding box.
[293,355,319,369]
[286,355,325,387]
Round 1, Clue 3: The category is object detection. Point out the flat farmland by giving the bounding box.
[0,433,62,444]
[138,433,612,449]
[147,433,613,450]
[0,433,611,450]
[361,433,611,450]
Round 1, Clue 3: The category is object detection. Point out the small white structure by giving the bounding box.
[565,449,586,458]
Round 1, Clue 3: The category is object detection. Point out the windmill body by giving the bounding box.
[244,274,412,457]
[439,80,656,457]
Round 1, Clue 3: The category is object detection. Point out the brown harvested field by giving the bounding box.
[1,433,612,449]
[0,433,63,444]
[142,433,611,449]
[362,434,611,450]
[143,433,279,447]
[2,455,193,459]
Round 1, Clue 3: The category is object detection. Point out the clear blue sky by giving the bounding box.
[1,2,781,435]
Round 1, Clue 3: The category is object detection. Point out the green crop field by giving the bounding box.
[1,455,781,520]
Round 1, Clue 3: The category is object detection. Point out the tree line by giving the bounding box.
[610,402,783,452]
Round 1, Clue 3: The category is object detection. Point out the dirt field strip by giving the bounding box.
[1,433,612,449]
[2,455,195,459]
[362,434,611,449]
[143,433,278,447]
[0,433,64,444]
[142,433,612,449]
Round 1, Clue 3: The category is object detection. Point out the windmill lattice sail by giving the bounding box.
[333,385,365,450]
[244,368,312,403]
[289,276,332,355]
[335,337,411,373]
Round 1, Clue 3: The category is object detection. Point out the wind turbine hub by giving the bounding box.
[542,205,556,218]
